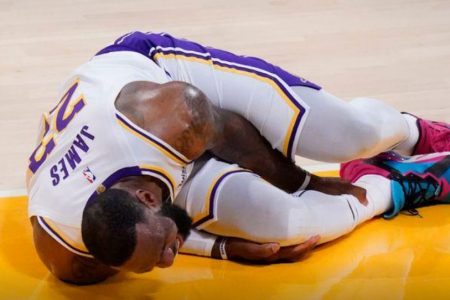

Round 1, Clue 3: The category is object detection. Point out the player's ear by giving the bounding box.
[135,189,160,210]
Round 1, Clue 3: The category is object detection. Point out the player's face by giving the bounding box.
[120,203,192,273]
[120,213,180,273]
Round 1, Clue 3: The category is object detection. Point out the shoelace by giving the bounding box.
[389,172,439,217]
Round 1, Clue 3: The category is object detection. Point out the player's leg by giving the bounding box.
[107,31,319,160]
[101,31,449,162]
[291,86,415,162]
[175,158,392,246]
[140,31,423,162]
[177,151,450,245]
[291,87,449,160]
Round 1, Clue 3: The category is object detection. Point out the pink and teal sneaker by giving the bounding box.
[402,112,450,155]
[341,151,450,219]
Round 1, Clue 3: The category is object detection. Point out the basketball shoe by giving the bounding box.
[341,151,450,219]
[402,112,450,155]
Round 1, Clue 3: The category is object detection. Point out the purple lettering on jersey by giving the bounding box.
[50,165,60,186]
[29,138,56,173]
[58,158,69,180]
[50,126,96,186]
[65,146,81,170]
[73,134,89,153]
[80,125,95,140]
[56,82,86,132]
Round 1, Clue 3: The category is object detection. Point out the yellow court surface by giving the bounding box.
[2,171,450,300]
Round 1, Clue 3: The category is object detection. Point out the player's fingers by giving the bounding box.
[289,235,320,260]
[266,235,320,262]
[352,185,368,206]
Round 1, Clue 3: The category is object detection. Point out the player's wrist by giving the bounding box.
[211,237,229,260]
[292,170,312,195]
[308,173,325,190]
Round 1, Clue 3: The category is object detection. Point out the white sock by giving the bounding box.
[353,175,392,218]
[394,114,420,156]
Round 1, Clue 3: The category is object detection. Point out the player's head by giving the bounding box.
[81,176,192,273]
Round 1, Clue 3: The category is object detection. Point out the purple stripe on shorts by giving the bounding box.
[96,31,318,158]
[148,47,306,158]
[192,169,252,228]
[96,31,321,90]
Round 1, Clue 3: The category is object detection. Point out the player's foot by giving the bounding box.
[402,112,450,154]
[341,151,450,219]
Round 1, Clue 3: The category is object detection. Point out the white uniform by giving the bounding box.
[27,51,193,256]
[28,31,407,258]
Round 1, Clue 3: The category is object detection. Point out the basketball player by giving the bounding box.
[27,31,450,284]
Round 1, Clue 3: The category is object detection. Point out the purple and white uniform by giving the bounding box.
[26,31,319,257]
[27,31,410,258]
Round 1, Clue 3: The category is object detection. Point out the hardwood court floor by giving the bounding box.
[2,171,450,299]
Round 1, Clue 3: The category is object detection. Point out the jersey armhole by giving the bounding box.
[36,216,93,258]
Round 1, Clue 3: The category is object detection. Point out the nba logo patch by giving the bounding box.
[82,167,96,183]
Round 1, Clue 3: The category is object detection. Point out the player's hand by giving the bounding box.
[219,235,320,263]
[308,175,368,205]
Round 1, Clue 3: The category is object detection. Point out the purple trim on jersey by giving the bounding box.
[85,166,143,206]
[38,216,91,255]
[192,169,252,228]
[115,113,191,164]
[85,165,176,208]
[140,167,175,200]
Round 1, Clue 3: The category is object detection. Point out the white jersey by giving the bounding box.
[27,51,193,255]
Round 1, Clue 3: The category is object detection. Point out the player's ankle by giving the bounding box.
[394,113,419,155]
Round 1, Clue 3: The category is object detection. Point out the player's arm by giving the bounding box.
[209,109,308,193]
[180,229,320,262]
[30,217,118,285]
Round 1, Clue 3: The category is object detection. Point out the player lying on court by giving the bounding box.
[26,31,450,284]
